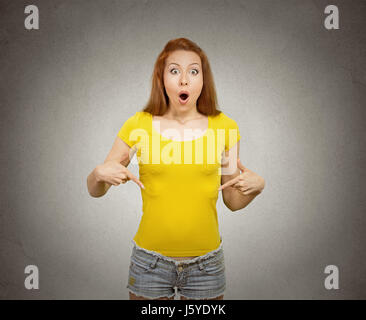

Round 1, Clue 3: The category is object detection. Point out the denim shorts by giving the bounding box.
[126,238,226,300]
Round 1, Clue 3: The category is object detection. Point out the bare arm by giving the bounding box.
[87,137,136,198]
[87,168,111,198]
[220,142,263,211]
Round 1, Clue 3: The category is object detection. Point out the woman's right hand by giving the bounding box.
[95,160,145,189]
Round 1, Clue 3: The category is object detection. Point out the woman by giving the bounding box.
[87,38,265,300]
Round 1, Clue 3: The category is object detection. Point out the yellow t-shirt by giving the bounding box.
[117,111,241,256]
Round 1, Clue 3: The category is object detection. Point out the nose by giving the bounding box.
[180,75,188,86]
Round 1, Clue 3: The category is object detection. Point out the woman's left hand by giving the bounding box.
[218,158,265,196]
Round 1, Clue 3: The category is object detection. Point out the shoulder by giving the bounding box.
[212,111,239,129]
[117,111,151,147]
[128,111,150,120]
[214,111,241,151]
[123,111,151,126]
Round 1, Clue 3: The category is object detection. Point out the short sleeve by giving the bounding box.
[223,113,241,151]
[117,112,140,148]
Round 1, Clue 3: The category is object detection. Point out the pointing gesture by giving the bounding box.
[218,158,265,196]
[122,168,146,190]
[96,160,145,190]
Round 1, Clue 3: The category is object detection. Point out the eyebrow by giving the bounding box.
[168,63,200,67]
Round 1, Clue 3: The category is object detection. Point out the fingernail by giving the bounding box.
[141,184,145,189]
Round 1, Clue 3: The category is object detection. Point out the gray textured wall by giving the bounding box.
[0,0,365,299]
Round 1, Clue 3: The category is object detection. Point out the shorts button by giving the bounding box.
[178,266,183,272]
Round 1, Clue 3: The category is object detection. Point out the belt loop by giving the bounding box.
[150,256,159,269]
[198,260,205,271]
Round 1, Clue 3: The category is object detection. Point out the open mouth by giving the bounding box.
[179,93,189,101]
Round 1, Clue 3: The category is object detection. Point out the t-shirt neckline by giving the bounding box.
[150,113,211,142]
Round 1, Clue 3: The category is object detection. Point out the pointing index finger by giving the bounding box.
[126,170,145,189]
[218,176,240,191]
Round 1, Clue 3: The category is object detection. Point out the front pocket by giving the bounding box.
[130,259,153,274]
[202,258,225,275]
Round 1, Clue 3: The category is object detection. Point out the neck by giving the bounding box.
[164,107,201,121]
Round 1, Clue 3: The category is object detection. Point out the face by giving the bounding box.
[163,50,203,112]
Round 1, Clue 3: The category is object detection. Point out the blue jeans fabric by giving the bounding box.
[126,238,226,299]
